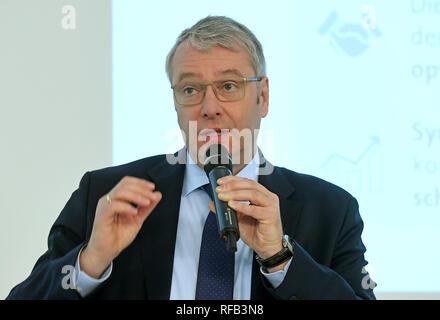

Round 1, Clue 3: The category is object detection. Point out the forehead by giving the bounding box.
[171,42,255,83]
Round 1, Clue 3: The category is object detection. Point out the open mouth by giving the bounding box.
[199,128,231,142]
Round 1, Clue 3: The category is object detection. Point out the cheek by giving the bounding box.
[176,108,202,144]
[232,102,261,130]
[176,110,185,130]
[176,108,194,128]
[180,106,200,118]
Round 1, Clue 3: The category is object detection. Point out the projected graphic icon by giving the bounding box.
[318,9,383,57]
[321,137,383,193]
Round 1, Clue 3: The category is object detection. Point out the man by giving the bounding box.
[7,16,376,300]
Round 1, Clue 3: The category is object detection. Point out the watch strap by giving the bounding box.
[255,236,294,270]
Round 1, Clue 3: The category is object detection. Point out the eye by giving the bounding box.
[222,81,239,92]
[182,86,199,96]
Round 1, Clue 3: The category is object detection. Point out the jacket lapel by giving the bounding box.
[138,149,186,299]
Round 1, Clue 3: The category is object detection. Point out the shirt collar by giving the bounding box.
[182,149,260,198]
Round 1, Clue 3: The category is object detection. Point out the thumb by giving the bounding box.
[208,201,216,213]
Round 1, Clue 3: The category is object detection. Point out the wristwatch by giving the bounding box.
[255,234,295,271]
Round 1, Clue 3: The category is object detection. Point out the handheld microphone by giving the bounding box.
[203,144,240,252]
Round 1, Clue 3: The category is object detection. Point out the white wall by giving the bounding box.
[0,0,112,298]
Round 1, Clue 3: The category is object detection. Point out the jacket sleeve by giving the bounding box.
[6,172,93,300]
[262,196,376,300]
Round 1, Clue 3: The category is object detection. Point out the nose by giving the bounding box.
[200,85,222,119]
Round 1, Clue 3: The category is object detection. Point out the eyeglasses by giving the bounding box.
[171,77,263,106]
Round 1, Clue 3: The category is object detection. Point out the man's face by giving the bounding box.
[171,42,269,167]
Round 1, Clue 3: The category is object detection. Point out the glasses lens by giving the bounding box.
[173,78,247,106]
[214,78,245,102]
[174,82,204,105]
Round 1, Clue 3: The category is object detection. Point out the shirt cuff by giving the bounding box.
[74,244,113,297]
[260,257,293,289]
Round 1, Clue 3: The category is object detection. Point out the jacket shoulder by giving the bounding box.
[277,167,353,198]
[275,166,356,210]
[90,154,167,179]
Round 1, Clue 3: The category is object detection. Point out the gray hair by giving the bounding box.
[165,16,266,83]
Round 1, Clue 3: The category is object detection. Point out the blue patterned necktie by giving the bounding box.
[195,184,235,300]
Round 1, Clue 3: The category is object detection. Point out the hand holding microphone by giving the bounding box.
[205,144,286,267]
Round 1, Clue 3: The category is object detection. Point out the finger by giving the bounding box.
[119,176,156,191]
[135,191,162,222]
[216,176,270,195]
[148,190,163,206]
[217,189,271,207]
[227,200,267,221]
[107,199,139,216]
[216,175,243,185]
[136,191,162,209]
[217,175,256,186]
[110,188,153,208]
[112,177,157,206]
[123,182,156,199]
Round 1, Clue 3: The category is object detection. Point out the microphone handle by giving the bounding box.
[207,166,240,252]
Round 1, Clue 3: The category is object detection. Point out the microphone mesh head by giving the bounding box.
[203,144,232,174]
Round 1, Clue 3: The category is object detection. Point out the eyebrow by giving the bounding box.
[177,72,201,83]
[176,69,246,83]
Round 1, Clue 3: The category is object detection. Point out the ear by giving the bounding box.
[259,77,269,118]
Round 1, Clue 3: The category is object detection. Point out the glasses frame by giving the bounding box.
[171,77,263,106]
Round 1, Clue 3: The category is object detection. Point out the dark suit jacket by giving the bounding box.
[7,151,376,300]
